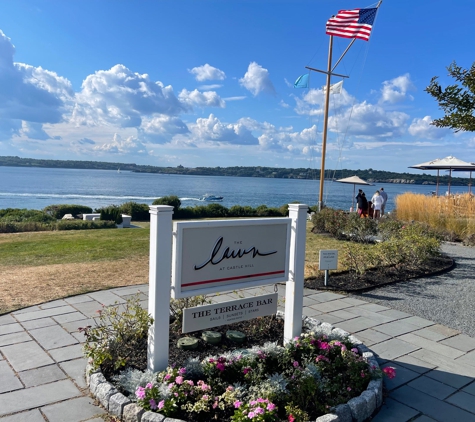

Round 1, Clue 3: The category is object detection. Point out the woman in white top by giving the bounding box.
[371,190,383,220]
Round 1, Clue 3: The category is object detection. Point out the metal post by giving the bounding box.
[147,205,174,372]
[324,269,329,287]
[284,203,308,344]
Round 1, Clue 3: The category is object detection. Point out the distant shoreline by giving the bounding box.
[0,155,471,186]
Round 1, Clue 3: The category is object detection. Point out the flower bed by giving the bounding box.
[85,315,388,422]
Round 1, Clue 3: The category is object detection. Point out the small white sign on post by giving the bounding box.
[182,293,278,333]
[319,249,338,270]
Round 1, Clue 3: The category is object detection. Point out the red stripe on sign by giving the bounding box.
[182,270,285,288]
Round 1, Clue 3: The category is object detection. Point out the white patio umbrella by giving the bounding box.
[409,156,475,195]
[336,175,374,210]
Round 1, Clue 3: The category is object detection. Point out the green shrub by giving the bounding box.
[228,205,257,217]
[377,218,404,241]
[169,295,211,328]
[340,243,376,279]
[344,213,378,243]
[56,220,116,231]
[119,202,150,221]
[43,204,93,219]
[0,221,53,233]
[152,195,182,214]
[0,208,56,223]
[255,205,285,217]
[99,206,122,224]
[80,295,153,375]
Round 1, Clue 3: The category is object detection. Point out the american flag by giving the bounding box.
[326,8,378,41]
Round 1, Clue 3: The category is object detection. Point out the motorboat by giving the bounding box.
[200,194,224,202]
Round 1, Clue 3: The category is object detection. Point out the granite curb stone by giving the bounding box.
[85,319,382,422]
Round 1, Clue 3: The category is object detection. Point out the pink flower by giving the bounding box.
[146,382,153,389]
[267,403,276,411]
[136,386,145,399]
[164,374,171,380]
[158,400,165,410]
[216,363,226,371]
[212,401,218,409]
[383,367,397,379]
[288,415,296,422]
[149,399,157,410]
[243,367,251,375]
[202,395,209,401]
[293,361,299,368]
[175,376,184,385]
[351,348,359,354]
[254,407,264,414]
[179,367,187,375]
[234,400,242,409]
[360,371,366,378]
[347,387,352,391]
[248,411,255,418]
[187,380,194,386]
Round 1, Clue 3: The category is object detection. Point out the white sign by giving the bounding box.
[172,219,291,299]
[319,249,338,270]
[182,293,278,333]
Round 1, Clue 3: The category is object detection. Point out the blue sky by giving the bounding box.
[0,0,474,174]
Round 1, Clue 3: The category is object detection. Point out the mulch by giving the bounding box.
[304,256,455,293]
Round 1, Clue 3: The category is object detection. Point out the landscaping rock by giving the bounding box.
[109,392,131,417]
[89,372,107,395]
[320,322,333,335]
[332,403,352,422]
[142,411,166,421]
[315,414,339,422]
[331,327,349,338]
[360,389,377,420]
[123,403,145,422]
[95,382,119,410]
[347,395,367,422]
[367,379,383,407]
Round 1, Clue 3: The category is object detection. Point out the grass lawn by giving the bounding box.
[0,222,356,315]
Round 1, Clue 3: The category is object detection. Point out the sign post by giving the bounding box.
[284,204,309,344]
[148,203,308,371]
[319,249,338,286]
[148,205,173,373]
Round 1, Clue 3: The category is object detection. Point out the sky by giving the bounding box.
[0,0,474,174]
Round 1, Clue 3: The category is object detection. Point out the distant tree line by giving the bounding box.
[0,155,471,186]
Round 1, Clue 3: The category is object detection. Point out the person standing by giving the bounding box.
[371,190,383,220]
[379,187,388,216]
[356,189,364,215]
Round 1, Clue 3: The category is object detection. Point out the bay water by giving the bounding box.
[0,166,468,213]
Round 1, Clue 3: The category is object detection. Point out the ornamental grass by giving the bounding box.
[395,192,475,240]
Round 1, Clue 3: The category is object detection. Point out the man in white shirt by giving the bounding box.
[380,187,388,216]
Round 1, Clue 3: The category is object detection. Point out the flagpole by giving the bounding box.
[318,35,334,211]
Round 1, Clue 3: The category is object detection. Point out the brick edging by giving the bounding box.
[86,315,383,422]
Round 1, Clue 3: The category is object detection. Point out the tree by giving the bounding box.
[425,61,475,132]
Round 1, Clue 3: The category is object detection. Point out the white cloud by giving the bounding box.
[178,89,225,108]
[72,64,186,127]
[258,124,318,151]
[138,115,190,144]
[408,116,450,140]
[380,73,415,104]
[239,62,275,96]
[223,96,247,101]
[94,133,147,155]
[191,114,258,145]
[329,101,410,139]
[188,64,226,82]
[0,30,72,130]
